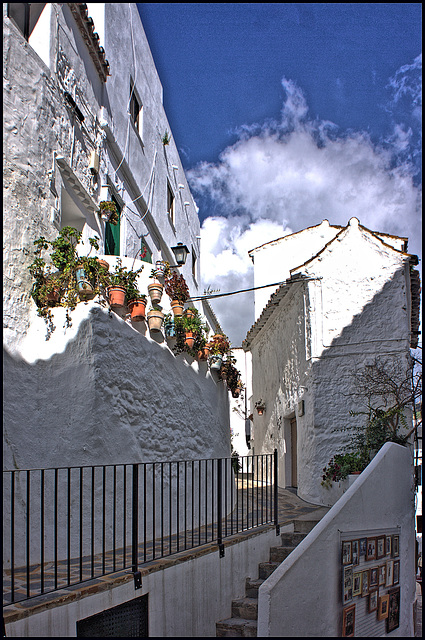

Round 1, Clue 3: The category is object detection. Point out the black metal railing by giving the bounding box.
[3,451,278,606]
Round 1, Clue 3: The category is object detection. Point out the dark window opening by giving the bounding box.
[167,183,175,225]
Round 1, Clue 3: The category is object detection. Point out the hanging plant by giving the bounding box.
[99,200,120,225]
[164,270,190,305]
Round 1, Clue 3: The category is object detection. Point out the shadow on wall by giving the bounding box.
[3,305,231,471]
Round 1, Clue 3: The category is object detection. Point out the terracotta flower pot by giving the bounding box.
[108,286,126,307]
[198,345,211,360]
[170,300,184,316]
[184,331,195,349]
[46,287,61,303]
[184,308,195,319]
[128,298,147,321]
[148,282,164,305]
[147,309,164,332]
[97,259,110,271]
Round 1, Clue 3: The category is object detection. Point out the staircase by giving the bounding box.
[216,519,318,637]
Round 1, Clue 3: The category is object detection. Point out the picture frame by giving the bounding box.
[352,539,359,565]
[359,537,367,557]
[343,565,353,603]
[342,603,356,637]
[393,560,400,585]
[378,564,386,586]
[378,594,390,621]
[353,571,362,597]
[369,588,378,613]
[376,535,385,559]
[392,535,399,558]
[386,535,391,556]
[366,537,376,561]
[386,559,394,587]
[361,569,369,597]
[387,587,400,633]
[342,541,352,565]
[369,566,379,588]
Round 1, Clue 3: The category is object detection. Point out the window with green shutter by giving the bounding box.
[104,196,121,256]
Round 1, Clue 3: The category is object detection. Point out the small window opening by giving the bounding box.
[130,80,143,138]
[167,183,175,225]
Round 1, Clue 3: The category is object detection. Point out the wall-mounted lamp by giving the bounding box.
[255,399,266,416]
[170,242,190,267]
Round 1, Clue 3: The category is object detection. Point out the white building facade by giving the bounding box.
[244,218,420,506]
[3,3,231,471]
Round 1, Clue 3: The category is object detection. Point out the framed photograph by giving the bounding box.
[342,603,356,637]
[366,537,376,561]
[376,536,386,559]
[361,569,369,597]
[378,594,390,621]
[386,535,391,555]
[386,559,394,587]
[342,541,352,565]
[378,564,386,586]
[393,560,400,585]
[353,571,362,597]
[392,535,399,558]
[343,565,353,603]
[387,587,400,633]
[369,566,379,588]
[352,539,359,565]
[359,537,367,557]
[369,588,378,613]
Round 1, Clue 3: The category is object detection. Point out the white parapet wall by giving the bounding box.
[257,442,417,637]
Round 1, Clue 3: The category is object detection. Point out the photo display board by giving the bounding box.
[340,528,401,637]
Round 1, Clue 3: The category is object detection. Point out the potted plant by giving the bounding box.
[172,309,209,356]
[147,305,165,332]
[126,277,147,321]
[321,451,367,489]
[207,333,230,370]
[107,259,144,308]
[164,313,177,338]
[28,227,105,336]
[164,270,190,315]
[99,200,119,225]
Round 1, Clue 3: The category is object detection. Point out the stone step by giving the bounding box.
[258,561,280,580]
[245,577,264,599]
[293,519,320,534]
[280,532,307,547]
[216,618,258,637]
[231,597,258,620]
[269,545,295,563]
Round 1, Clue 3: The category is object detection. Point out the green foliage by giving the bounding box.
[321,452,367,489]
[207,333,230,355]
[171,308,209,357]
[108,258,144,301]
[99,201,119,225]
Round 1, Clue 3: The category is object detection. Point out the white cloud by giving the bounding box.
[190,71,422,345]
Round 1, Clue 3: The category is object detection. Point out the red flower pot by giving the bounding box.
[185,331,195,349]
[128,298,147,321]
[108,286,126,308]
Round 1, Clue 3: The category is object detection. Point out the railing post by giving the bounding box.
[217,458,224,557]
[132,464,142,589]
[274,449,280,535]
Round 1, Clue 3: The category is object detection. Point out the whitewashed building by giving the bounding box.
[243,218,420,506]
[3,2,230,471]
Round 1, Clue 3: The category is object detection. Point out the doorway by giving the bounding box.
[290,417,297,488]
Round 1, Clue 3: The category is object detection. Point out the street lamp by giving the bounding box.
[170,243,190,267]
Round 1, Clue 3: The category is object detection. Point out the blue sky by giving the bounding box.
[138,3,422,344]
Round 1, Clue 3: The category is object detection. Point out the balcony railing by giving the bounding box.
[3,451,278,606]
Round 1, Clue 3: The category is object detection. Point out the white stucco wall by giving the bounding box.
[249,220,342,318]
[247,219,414,506]
[4,527,278,637]
[257,442,417,637]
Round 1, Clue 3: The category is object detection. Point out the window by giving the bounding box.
[7,3,46,41]
[167,183,175,225]
[129,80,143,138]
[104,195,121,256]
[192,249,197,282]
[140,236,152,263]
